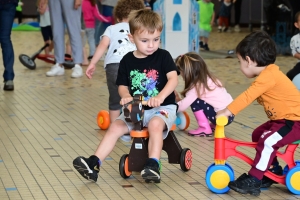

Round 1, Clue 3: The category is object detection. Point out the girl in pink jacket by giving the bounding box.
[175,52,234,136]
[82,0,112,60]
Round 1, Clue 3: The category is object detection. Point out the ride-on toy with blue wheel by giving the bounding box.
[206,116,300,195]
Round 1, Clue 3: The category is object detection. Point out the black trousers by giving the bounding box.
[286,62,300,80]
[15,10,22,24]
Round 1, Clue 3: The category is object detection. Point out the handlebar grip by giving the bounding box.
[216,116,228,126]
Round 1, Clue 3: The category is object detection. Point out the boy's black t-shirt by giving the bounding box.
[116,48,177,110]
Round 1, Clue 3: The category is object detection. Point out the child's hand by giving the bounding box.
[216,108,233,118]
[120,95,133,106]
[147,96,163,107]
[86,64,96,79]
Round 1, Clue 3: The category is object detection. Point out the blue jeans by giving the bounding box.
[0,3,17,81]
[94,5,114,46]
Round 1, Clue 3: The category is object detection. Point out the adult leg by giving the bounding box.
[85,28,96,57]
[0,3,17,84]
[61,0,83,64]
[48,0,65,64]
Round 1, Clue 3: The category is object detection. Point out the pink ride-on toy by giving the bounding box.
[118,94,192,182]
[206,116,300,195]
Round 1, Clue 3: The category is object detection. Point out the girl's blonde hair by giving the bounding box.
[175,52,222,97]
[128,9,163,35]
[113,0,145,22]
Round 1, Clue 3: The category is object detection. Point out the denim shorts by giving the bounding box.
[117,104,177,139]
[105,63,121,110]
[199,28,210,38]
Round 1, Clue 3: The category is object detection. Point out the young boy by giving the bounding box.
[217,30,300,196]
[286,11,300,81]
[86,0,145,123]
[198,0,215,51]
[73,9,178,183]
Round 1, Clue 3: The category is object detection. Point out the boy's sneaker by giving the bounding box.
[261,165,283,188]
[73,155,100,182]
[234,25,241,32]
[218,26,222,33]
[71,64,83,78]
[141,158,161,183]
[46,63,65,76]
[228,173,261,196]
[199,41,204,49]
[203,44,210,51]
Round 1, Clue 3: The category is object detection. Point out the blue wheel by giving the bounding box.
[286,166,300,195]
[283,160,300,175]
[206,163,234,194]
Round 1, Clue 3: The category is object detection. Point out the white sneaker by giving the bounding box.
[234,25,241,32]
[71,64,83,78]
[46,63,65,76]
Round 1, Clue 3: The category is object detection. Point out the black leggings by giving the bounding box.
[15,10,22,24]
[286,62,300,80]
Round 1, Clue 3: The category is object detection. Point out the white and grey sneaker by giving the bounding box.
[71,64,83,78]
[46,63,65,76]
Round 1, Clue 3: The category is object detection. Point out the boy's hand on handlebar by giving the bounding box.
[216,108,233,119]
[120,95,133,106]
[147,96,163,107]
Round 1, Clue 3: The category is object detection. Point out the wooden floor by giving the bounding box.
[0,27,299,200]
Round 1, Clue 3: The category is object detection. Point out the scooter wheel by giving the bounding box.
[19,54,36,70]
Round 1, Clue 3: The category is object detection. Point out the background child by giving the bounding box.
[175,52,234,137]
[37,0,53,55]
[286,11,300,81]
[217,30,300,196]
[218,0,232,32]
[82,0,112,60]
[73,9,178,184]
[198,0,215,51]
[86,0,144,123]
[15,0,23,24]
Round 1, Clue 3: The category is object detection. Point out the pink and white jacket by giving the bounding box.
[82,0,112,28]
[177,78,233,112]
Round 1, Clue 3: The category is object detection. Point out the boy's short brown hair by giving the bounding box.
[128,9,163,35]
[113,0,145,22]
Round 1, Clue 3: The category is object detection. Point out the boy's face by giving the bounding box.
[295,15,300,30]
[237,54,257,78]
[128,29,161,58]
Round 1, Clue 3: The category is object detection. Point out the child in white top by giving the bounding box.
[85,0,145,123]
[37,0,53,55]
[175,52,234,136]
[286,11,300,81]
